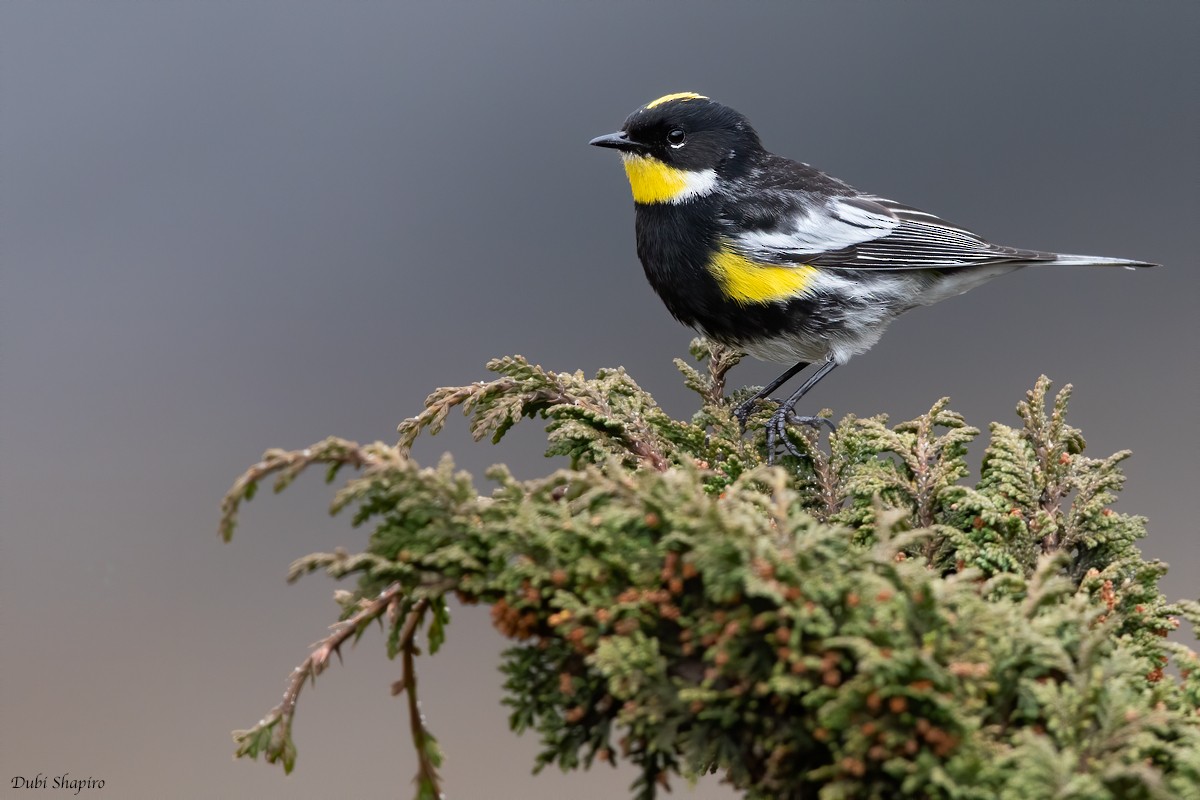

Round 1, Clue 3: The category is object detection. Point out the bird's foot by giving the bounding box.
[765,407,837,465]
[732,396,761,432]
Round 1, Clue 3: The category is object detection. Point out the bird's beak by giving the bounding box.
[589,131,644,152]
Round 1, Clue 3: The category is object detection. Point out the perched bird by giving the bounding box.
[590,92,1155,459]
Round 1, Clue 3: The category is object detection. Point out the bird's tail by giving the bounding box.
[1044,253,1159,269]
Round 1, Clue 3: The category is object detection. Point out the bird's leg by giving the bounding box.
[732,360,810,431]
[764,356,838,464]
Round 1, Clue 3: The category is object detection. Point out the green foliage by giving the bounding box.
[220,340,1200,799]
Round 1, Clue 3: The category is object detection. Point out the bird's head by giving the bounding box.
[590,93,761,205]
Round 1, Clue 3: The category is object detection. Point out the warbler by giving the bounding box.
[590,92,1156,459]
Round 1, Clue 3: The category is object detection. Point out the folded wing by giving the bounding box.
[725,193,1053,271]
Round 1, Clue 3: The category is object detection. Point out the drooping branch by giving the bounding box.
[220,436,403,542]
[231,581,406,773]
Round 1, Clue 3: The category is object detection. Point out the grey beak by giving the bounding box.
[589,131,643,152]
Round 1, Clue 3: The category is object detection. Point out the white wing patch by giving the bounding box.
[728,194,1049,270]
[732,198,899,260]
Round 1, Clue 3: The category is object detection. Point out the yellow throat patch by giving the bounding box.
[620,155,697,204]
[708,247,817,305]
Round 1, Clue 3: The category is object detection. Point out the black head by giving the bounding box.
[589,93,762,176]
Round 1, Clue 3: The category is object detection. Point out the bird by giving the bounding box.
[589,92,1156,461]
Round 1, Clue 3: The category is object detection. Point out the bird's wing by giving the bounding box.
[724,192,1053,271]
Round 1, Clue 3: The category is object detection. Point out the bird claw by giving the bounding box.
[732,397,759,432]
[789,414,837,434]
[764,407,837,465]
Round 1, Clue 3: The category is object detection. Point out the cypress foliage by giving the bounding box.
[220,340,1200,799]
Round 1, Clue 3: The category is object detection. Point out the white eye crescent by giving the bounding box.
[667,129,686,148]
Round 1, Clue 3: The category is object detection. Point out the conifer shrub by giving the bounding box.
[220,340,1200,799]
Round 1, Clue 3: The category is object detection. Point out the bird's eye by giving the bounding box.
[666,129,686,147]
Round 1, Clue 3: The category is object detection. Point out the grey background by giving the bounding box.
[2,3,1196,798]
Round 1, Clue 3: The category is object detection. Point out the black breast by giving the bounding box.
[632,200,812,345]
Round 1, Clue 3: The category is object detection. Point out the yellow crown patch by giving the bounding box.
[644,92,708,110]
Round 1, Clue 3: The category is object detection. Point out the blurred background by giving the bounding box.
[2,3,1196,798]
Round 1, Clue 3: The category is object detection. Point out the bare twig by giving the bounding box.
[621,434,669,472]
[703,342,742,406]
[231,582,408,770]
[812,439,842,522]
[282,583,405,721]
[390,598,442,797]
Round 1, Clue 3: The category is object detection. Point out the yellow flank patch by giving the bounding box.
[708,247,817,305]
[622,155,690,204]
[644,91,707,109]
